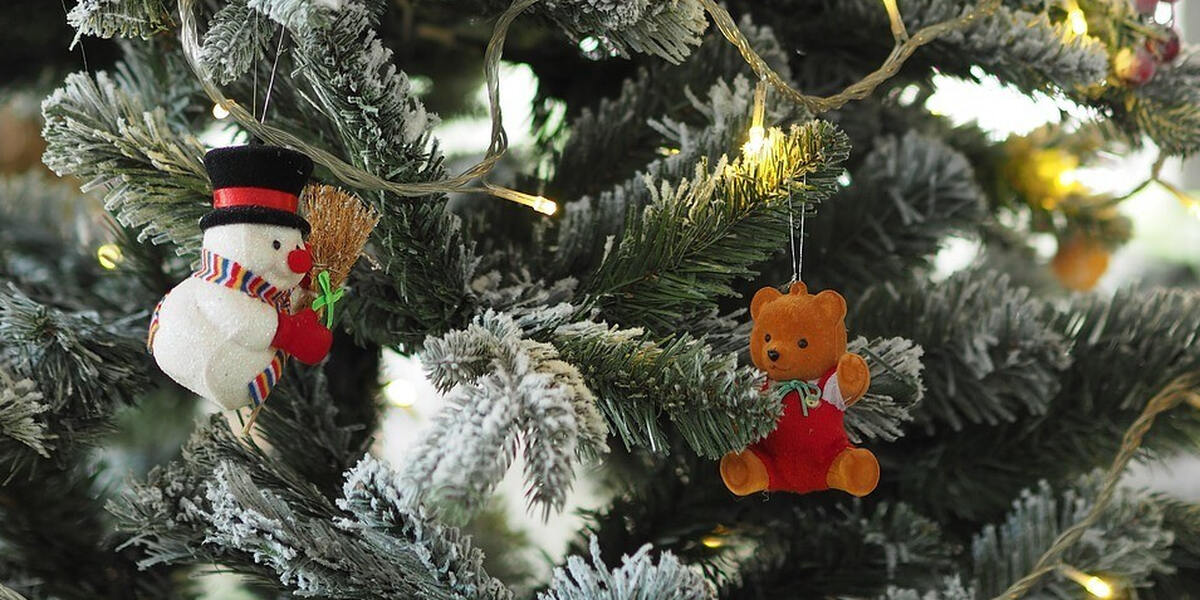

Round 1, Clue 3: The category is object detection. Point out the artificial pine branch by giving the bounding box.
[800,131,986,298]
[541,537,714,600]
[547,74,806,286]
[581,120,849,333]
[41,69,211,250]
[0,378,52,461]
[66,0,173,43]
[544,16,793,204]
[406,310,609,523]
[852,270,1070,432]
[199,0,275,85]
[0,287,151,474]
[535,0,708,64]
[866,276,1200,523]
[971,474,1177,598]
[112,418,511,598]
[552,319,777,458]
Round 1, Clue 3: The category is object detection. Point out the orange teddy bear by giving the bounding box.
[720,282,880,497]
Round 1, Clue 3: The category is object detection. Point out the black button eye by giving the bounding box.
[272,240,281,250]
[798,338,808,349]
[764,334,771,342]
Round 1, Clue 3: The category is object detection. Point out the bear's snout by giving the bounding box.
[766,349,780,362]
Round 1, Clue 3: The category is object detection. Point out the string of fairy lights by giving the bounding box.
[84,1,1198,597]
[178,0,1003,216]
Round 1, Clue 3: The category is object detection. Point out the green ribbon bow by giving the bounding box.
[310,270,344,328]
[774,379,822,417]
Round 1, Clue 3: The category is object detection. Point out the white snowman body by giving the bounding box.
[151,223,307,409]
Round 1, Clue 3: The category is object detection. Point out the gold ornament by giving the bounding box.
[1002,142,1085,211]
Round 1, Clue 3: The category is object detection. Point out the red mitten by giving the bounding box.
[272,308,333,365]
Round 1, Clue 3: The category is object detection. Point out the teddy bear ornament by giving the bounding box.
[720,281,880,497]
[147,145,333,412]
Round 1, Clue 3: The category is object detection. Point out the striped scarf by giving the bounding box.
[148,249,291,408]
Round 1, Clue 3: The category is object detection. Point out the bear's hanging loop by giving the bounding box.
[787,175,807,284]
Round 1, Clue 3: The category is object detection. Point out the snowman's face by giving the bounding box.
[202,223,308,290]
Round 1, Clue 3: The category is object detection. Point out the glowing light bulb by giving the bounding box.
[1066,2,1088,37]
[742,79,770,158]
[742,125,767,156]
[212,103,230,120]
[1083,576,1113,598]
[532,196,558,216]
[1182,194,1200,219]
[485,184,558,216]
[384,378,417,408]
[1156,179,1199,220]
[96,243,123,270]
[1061,565,1114,599]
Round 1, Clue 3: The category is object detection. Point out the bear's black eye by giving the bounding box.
[764,334,771,342]
[797,338,808,349]
[272,240,281,250]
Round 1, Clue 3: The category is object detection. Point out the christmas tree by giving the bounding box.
[2,0,1200,597]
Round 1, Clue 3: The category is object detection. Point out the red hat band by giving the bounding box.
[212,187,300,214]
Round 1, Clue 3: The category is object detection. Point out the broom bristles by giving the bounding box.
[250,185,377,435]
[301,184,380,293]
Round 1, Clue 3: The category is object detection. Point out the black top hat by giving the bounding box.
[198,145,314,235]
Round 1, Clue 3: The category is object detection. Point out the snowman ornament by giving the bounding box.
[148,145,333,411]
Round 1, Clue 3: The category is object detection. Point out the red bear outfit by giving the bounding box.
[748,366,854,494]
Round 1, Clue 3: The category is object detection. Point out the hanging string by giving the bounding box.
[796,183,806,282]
[251,11,259,121]
[786,176,806,283]
[786,187,796,283]
[261,24,286,124]
[177,0,553,212]
[61,0,91,73]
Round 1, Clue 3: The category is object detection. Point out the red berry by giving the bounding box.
[1114,46,1158,85]
[1146,29,1181,63]
[1133,0,1158,15]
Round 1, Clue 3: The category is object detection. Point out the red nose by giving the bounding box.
[287,247,313,274]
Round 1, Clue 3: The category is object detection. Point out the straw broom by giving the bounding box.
[242,184,380,434]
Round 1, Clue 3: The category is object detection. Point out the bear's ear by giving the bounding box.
[813,289,847,320]
[750,286,783,320]
[788,281,808,296]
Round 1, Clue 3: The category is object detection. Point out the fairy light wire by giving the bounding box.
[177,0,549,209]
[698,0,1002,114]
[179,0,999,213]
[991,372,1200,599]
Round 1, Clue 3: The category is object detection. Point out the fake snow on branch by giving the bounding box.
[406,311,609,523]
[0,377,52,460]
[66,0,173,43]
[844,336,925,444]
[114,420,512,599]
[538,537,714,600]
[541,0,707,63]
